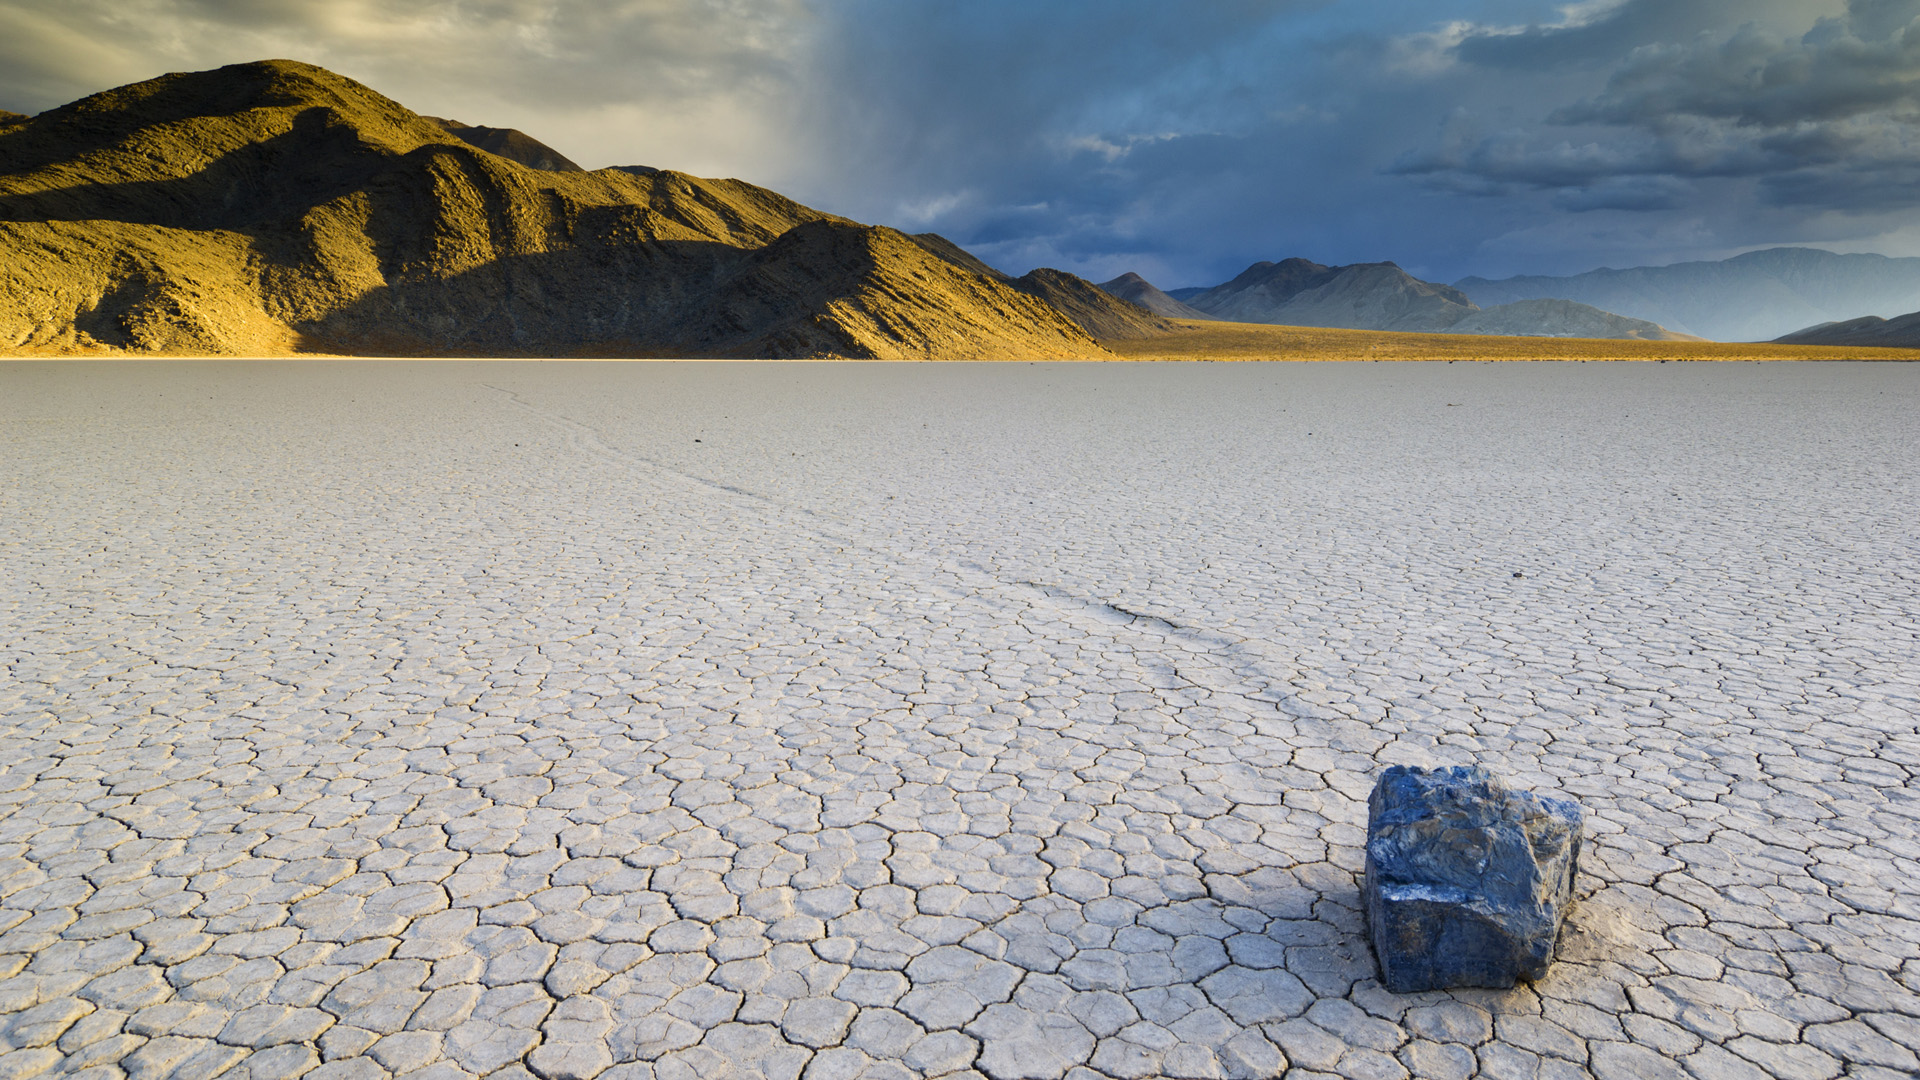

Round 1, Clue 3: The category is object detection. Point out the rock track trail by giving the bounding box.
[1,360,1915,1080]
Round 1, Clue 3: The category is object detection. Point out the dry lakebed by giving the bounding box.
[1,360,1915,1080]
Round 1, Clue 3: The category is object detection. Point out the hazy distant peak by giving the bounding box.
[1201,259,1335,306]
[1456,246,1920,340]
[1175,256,1679,338]
[1727,246,1881,267]
[1329,263,1472,307]
[1443,298,1696,341]
[1188,258,1473,327]
[1775,310,1920,348]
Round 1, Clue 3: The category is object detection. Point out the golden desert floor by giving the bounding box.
[7,320,1920,363]
[1103,320,1920,362]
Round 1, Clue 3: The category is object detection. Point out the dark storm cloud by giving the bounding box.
[1761,162,1920,210]
[1552,176,1693,213]
[1403,0,1920,219]
[790,0,1920,281]
[1553,12,1920,128]
[787,0,1496,284]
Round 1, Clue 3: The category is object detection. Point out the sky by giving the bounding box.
[3,0,1919,287]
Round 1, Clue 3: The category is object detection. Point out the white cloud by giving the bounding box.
[1384,0,1633,77]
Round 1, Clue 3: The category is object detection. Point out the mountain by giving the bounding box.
[1097,272,1213,319]
[894,238,1186,339]
[908,232,1007,280]
[1440,298,1691,341]
[0,111,26,127]
[1010,269,1182,339]
[1177,257,1693,339]
[423,117,583,172]
[1165,286,1207,302]
[1456,248,1920,342]
[1774,312,1920,348]
[1188,259,1476,332]
[0,60,1110,359]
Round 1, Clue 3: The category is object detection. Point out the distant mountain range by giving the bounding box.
[1186,259,1478,332]
[0,60,1156,358]
[1457,248,1920,342]
[1775,312,1920,348]
[1110,258,1691,340]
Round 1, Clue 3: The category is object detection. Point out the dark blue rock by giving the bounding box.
[1364,764,1583,993]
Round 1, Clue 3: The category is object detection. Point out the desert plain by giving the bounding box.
[1,359,1916,1080]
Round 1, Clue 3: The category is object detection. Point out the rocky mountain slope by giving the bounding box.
[1774,311,1920,348]
[0,60,1112,358]
[1008,269,1181,339]
[1457,247,1920,342]
[1174,258,1689,339]
[1097,272,1213,319]
[908,232,1007,280]
[423,117,583,172]
[892,237,1186,339]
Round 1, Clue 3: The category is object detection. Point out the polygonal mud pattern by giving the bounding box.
[1,360,1916,1080]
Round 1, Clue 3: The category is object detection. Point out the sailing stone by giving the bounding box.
[1364,765,1584,993]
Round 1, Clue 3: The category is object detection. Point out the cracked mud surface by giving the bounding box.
[1,360,1916,1080]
